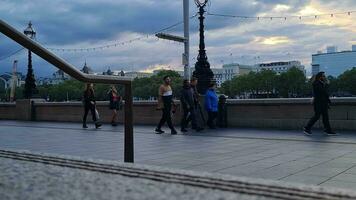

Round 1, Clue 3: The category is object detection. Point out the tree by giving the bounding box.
[277,67,307,98]
[338,67,356,95]
[132,70,182,100]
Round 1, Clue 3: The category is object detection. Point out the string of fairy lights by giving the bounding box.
[1,9,356,60]
[207,10,356,20]
[44,14,198,53]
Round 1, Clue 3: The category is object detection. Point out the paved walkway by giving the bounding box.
[1,120,356,191]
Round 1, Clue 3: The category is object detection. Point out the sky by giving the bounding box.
[1,0,356,77]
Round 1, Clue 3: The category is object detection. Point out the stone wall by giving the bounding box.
[0,98,355,130]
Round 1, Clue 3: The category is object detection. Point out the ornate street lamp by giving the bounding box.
[23,21,38,98]
[193,0,214,94]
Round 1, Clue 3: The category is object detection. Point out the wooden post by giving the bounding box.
[124,82,134,163]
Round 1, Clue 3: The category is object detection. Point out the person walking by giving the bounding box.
[108,85,122,126]
[304,72,337,136]
[155,75,177,135]
[82,83,101,129]
[180,79,196,132]
[205,82,218,129]
[189,77,204,131]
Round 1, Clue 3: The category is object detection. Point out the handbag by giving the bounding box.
[95,108,100,120]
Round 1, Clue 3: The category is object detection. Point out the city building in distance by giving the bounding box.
[312,45,356,77]
[212,63,254,87]
[257,61,305,75]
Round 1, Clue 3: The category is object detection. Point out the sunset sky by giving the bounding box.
[1,0,356,77]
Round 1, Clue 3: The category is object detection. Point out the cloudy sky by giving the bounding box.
[1,0,356,77]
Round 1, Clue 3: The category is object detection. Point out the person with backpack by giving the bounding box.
[180,79,196,132]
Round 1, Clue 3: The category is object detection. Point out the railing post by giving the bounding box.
[124,82,134,163]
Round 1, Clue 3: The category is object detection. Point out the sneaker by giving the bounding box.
[95,123,102,129]
[181,128,188,133]
[324,130,338,136]
[303,127,312,136]
[171,129,177,135]
[155,128,164,134]
[83,124,88,129]
[111,122,118,127]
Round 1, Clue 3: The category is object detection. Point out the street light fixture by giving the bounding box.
[155,0,190,80]
[195,0,208,7]
[23,21,38,98]
[193,0,214,94]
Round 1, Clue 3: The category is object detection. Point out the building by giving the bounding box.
[210,63,254,87]
[257,61,305,75]
[311,45,356,77]
[124,71,153,79]
[102,68,114,76]
[81,62,93,74]
[0,72,24,89]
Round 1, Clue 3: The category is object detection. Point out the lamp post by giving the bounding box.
[193,0,214,94]
[23,21,38,98]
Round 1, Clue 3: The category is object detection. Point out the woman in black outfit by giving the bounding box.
[83,83,101,129]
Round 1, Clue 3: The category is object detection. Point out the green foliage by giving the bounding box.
[132,70,183,99]
[277,67,307,98]
[338,67,356,95]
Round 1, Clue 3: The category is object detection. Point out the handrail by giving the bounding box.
[0,19,134,163]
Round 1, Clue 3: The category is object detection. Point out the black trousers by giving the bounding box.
[83,103,97,124]
[305,104,331,131]
[181,107,197,129]
[157,105,174,130]
[207,111,218,128]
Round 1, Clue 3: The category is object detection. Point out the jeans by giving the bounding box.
[157,104,174,130]
[305,104,331,131]
[207,111,218,128]
[83,103,97,125]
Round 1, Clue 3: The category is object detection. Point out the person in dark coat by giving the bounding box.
[217,95,228,128]
[190,77,204,131]
[107,85,122,126]
[304,72,337,136]
[205,83,218,129]
[180,79,196,132]
[82,83,101,129]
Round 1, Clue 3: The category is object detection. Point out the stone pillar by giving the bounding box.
[15,99,32,121]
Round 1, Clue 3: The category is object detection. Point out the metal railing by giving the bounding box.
[0,19,134,163]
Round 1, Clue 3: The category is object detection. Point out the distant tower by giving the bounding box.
[10,60,18,102]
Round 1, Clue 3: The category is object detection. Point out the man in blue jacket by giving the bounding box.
[205,82,218,129]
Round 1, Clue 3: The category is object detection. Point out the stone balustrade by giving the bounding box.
[0,97,355,130]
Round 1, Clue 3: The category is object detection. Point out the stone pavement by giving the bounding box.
[1,120,356,191]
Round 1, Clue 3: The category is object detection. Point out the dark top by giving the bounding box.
[83,89,95,106]
[191,84,199,107]
[108,90,121,110]
[180,85,194,110]
[312,80,331,106]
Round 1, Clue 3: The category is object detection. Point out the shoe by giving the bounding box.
[111,122,118,126]
[95,123,102,129]
[155,128,164,134]
[324,130,338,136]
[181,128,188,133]
[196,127,204,132]
[303,127,312,136]
[83,124,88,129]
[171,129,177,135]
